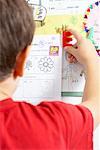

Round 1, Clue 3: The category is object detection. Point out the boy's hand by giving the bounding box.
[64,29,98,67]
[64,29,100,129]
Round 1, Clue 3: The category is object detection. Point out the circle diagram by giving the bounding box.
[38,57,54,72]
[83,1,100,51]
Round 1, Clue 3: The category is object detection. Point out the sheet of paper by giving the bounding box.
[13,35,62,104]
[84,1,100,49]
[13,0,98,104]
[39,0,88,92]
[42,0,93,15]
[62,51,85,92]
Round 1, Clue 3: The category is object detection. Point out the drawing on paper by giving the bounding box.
[26,0,47,26]
[49,46,59,56]
[25,60,33,71]
[83,1,100,50]
[38,57,54,72]
[62,64,83,80]
[62,51,85,92]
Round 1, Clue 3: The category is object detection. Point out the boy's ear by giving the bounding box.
[14,46,31,78]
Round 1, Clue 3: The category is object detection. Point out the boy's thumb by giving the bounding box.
[64,46,76,56]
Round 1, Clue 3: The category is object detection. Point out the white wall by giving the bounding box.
[62,97,100,150]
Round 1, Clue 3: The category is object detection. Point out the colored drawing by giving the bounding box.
[49,46,59,56]
[25,60,32,71]
[83,1,100,51]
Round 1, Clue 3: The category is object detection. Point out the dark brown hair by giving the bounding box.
[0,0,35,81]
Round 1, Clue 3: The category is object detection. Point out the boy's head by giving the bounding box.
[0,0,35,81]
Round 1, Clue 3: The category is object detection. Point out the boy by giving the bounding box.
[0,0,100,149]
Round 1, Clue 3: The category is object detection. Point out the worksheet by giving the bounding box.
[13,35,62,104]
[42,0,90,15]
[62,51,85,92]
[13,0,99,103]
[38,0,88,92]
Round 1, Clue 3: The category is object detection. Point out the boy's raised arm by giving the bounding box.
[64,29,100,129]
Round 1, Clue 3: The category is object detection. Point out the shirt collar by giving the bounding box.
[0,98,16,112]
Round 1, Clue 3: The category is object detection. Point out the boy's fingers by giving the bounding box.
[64,46,76,56]
[68,58,73,63]
[67,29,83,43]
[67,53,72,58]
[73,58,77,63]
[67,57,77,63]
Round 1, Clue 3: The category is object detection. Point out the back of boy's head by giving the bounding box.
[0,0,35,81]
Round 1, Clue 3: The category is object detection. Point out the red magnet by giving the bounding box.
[62,31,73,48]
